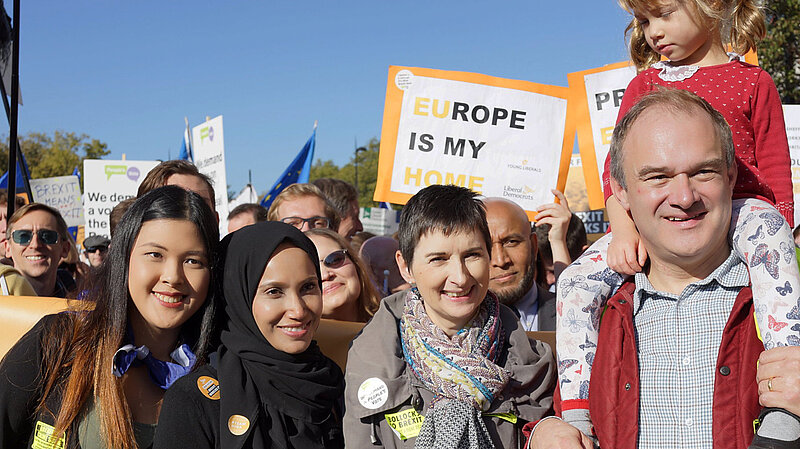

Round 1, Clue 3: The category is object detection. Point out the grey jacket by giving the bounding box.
[343,291,555,448]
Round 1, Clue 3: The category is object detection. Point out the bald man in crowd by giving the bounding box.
[484,197,555,331]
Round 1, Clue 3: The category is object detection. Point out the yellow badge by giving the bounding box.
[385,408,425,440]
[32,421,65,449]
[228,414,250,436]
[484,412,518,424]
[197,376,221,400]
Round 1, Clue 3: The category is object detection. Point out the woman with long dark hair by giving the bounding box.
[0,186,219,449]
[153,221,344,449]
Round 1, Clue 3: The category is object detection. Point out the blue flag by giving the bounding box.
[178,121,193,162]
[0,151,32,190]
[261,126,316,208]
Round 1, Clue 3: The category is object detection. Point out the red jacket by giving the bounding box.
[588,282,763,449]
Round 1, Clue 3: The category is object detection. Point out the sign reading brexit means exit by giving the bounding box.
[374,66,573,218]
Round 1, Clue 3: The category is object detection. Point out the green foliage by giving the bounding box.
[0,131,110,190]
[309,137,388,208]
[760,0,800,103]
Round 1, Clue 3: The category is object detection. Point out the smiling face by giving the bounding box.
[127,219,211,336]
[4,209,70,292]
[485,199,537,305]
[251,243,322,354]
[307,234,361,321]
[634,0,718,66]
[397,229,490,336]
[612,106,736,274]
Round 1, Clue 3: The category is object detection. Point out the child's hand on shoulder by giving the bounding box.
[607,229,648,275]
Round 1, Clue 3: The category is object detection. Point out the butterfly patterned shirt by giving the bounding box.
[632,251,749,449]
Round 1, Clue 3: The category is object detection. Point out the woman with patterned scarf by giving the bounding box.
[344,185,556,449]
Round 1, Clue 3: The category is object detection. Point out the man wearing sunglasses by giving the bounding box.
[83,235,110,268]
[3,203,71,297]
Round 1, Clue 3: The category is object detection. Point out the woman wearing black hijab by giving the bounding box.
[153,221,344,449]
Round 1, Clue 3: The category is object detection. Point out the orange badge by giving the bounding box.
[228,415,250,436]
[196,376,221,400]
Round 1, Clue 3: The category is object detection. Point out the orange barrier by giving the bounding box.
[0,296,556,371]
[0,296,74,358]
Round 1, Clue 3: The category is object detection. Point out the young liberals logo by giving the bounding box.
[507,159,542,173]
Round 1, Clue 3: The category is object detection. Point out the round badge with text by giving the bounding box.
[358,377,389,410]
[228,414,250,436]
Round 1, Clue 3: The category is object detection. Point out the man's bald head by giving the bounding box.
[483,198,538,306]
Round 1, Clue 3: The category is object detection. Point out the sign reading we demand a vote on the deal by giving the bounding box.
[374,66,574,219]
[83,159,159,239]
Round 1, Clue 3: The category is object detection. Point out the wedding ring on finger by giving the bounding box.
[768,377,774,392]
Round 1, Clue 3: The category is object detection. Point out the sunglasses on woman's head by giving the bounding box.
[11,229,60,246]
[322,249,349,269]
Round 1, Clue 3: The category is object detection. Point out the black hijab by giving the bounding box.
[217,221,344,449]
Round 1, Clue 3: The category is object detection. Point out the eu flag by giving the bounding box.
[178,123,193,162]
[261,126,316,209]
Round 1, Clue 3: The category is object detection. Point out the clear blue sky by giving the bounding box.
[17,1,631,195]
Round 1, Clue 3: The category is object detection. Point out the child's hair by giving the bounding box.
[304,228,381,321]
[397,184,491,266]
[619,0,766,71]
[36,186,220,449]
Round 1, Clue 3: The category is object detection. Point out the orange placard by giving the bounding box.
[375,66,575,220]
[567,62,637,209]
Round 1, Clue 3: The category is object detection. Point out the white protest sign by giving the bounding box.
[375,66,572,219]
[192,115,229,235]
[785,105,800,226]
[83,159,158,239]
[30,175,83,227]
[567,62,637,209]
[360,207,399,236]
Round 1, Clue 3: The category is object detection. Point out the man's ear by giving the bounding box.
[610,177,631,211]
[726,161,738,193]
[395,250,416,285]
[528,228,538,259]
[3,239,10,258]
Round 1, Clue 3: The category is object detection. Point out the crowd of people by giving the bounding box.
[1,0,800,447]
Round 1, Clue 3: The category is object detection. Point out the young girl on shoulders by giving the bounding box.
[557,0,800,445]
[0,185,220,449]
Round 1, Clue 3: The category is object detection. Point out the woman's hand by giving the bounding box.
[529,418,595,449]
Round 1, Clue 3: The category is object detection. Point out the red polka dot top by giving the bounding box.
[603,59,794,226]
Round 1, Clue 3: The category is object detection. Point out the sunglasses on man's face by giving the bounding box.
[322,249,349,269]
[86,246,108,254]
[11,229,60,246]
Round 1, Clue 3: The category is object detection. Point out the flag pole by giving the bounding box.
[6,0,22,218]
